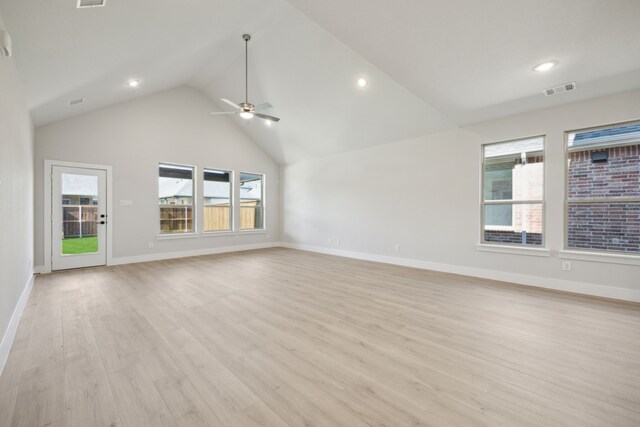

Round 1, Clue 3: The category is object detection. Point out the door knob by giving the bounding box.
[99,221,106,224]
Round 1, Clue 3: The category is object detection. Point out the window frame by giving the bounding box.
[202,167,234,234]
[239,171,266,232]
[480,135,547,248]
[563,120,640,256]
[157,162,197,237]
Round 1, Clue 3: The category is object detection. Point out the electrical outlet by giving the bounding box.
[393,244,400,252]
[337,239,341,247]
[148,242,154,249]
[562,260,571,271]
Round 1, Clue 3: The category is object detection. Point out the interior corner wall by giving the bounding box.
[282,89,640,299]
[34,86,280,267]
[0,13,34,365]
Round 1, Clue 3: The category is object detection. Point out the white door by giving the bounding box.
[52,166,107,270]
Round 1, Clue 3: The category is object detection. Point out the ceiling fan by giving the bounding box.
[211,34,280,123]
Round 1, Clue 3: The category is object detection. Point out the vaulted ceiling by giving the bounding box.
[1,0,640,164]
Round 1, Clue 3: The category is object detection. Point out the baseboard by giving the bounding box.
[0,273,35,377]
[110,242,282,266]
[280,243,640,303]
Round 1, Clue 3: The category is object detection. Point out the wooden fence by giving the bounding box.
[63,205,98,238]
[160,201,262,233]
[160,206,193,233]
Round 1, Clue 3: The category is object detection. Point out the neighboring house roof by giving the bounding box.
[570,124,640,148]
[61,174,98,196]
[158,179,261,201]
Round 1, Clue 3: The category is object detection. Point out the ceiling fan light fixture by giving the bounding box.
[240,111,254,119]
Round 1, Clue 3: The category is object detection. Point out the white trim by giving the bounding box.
[559,250,640,266]
[202,230,237,237]
[110,242,280,266]
[156,232,199,240]
[476,243,551,257]
[43,159,113,273]
[280,243,640,303]
[238,229,269,234]
[0,274,34,377]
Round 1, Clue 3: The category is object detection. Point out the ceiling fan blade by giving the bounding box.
[254,113,280,122]
[210,111,237,115]
[220,98,241,109]
[253,103,273,112]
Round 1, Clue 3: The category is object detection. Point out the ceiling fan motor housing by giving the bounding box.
[239,102,254,112]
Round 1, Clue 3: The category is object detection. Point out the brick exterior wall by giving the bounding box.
[484,230,543,245]
[567,144,640,253]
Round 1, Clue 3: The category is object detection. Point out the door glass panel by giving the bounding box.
[61,173,99,254]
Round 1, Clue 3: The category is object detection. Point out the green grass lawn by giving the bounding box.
[62,236,98,254]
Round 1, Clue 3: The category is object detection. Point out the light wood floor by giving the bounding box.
[1,248,639,427]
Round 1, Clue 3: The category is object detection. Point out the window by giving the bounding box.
[239,172,264,230]
[566,122,640,254]
[158,163,195,234]
[203,169,232,232]
[482,136,544,246]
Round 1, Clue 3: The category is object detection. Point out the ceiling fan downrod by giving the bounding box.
[243,33,250,104]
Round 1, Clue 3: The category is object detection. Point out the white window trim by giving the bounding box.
[203,167,234,233]
[559,250,640,266]
[239,171,266,232]
[564,121,640,259]
[480,135,547,249]
[157,232,199,240]
[237,229,269,235]
[484,225,515,232]
[158,162,196,236]
[202,230,237,237]
[476,243,550,257]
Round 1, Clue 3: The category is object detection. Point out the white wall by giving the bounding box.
[282,89,640,301]
[35,86,280,267]
[0,13,34,370]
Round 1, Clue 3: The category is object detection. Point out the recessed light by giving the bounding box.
[240,112,254,120]
[533,61,557,72]
[265,120,272,127]
[357,78,367,87]
[127,79,140,88]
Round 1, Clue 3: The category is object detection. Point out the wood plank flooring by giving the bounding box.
[1,247,639,426]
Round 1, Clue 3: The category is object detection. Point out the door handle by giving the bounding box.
[100,214,106,218]
[99,221,106,224]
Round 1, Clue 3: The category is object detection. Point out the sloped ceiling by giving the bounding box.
[1,0,639,164]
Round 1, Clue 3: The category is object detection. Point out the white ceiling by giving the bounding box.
[1,0,640,164]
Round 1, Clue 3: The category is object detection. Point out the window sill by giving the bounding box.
[157,233,199,240]
[202,230,236,237]
[476,243,550,257]
[238,229,268,235]
[559,250,640,266]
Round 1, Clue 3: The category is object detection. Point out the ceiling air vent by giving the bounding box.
[543,82,576,96]
[77,0,106,8]
[69,97,85,106]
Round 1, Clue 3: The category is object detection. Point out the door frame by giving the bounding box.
[44,159,113,273]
